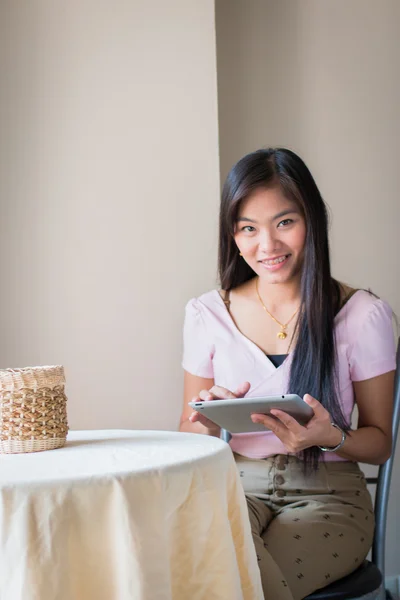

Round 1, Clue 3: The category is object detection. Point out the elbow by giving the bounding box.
[376,450,392,465]
[371,429,392,465]
[375,439,392,465]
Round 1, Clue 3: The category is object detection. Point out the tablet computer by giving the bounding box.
[188,394,314,433]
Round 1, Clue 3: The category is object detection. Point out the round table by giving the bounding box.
[0,430,263,600]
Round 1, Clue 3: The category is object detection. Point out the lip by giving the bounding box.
[259,254,291,271]
[259,254,289,262]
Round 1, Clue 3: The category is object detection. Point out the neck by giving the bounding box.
[256,276,301,309]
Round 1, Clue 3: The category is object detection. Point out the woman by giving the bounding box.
[179,148,396,600]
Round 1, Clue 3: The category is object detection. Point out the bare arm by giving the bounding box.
[334,371,395,464]
[179,371,219,436]
[251,371,395,465]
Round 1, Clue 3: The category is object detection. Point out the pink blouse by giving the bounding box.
[182,289,396,461]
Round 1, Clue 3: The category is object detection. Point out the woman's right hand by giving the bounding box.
[189,381,251,436]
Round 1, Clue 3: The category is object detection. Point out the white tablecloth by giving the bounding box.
[0,430,263,600]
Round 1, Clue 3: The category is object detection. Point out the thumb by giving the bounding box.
[234,381,251,398]
[303,393,323,414]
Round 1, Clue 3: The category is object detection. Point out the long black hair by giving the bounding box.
[218,148,350,469]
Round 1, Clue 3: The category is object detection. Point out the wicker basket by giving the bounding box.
[0,365,69,454]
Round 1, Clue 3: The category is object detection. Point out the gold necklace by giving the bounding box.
[255,278,300,340]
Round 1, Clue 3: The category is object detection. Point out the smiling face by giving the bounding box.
[233,186,307,285]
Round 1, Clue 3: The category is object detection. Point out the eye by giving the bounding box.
[241,225,256,233]
[277,219,293,228]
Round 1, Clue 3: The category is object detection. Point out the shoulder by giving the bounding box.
[186,279,255,314]
[345,289,392,319]
[338,290,397,379]
[184,289,224,321]
[183,289,229,348]
[337,288,394,341]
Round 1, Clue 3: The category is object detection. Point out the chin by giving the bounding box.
[268,275,292,285]
[258,268,297,285]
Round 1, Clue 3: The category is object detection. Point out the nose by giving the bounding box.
[258,228,279,255]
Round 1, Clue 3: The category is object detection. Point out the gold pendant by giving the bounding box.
[277,331,287,340]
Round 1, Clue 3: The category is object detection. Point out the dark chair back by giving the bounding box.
[369,339,400,580]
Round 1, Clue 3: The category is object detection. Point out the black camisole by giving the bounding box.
[266,354,288,368]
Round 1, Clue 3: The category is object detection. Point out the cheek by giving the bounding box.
[293,225,307,252]
[234,235,257,254]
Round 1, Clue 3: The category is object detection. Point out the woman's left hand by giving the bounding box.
[251,394,342,452]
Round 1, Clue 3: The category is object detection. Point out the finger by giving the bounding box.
[189,410,199,422]
[198,383,251,402]
[250,413,287,436]
[198,389,218,401]
[208,385,239,399]
[303,394,326,416]
[269,409,304,433]
[189,411,216,429]
[234,381,251,398]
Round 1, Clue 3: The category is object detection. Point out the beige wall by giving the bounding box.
[216,0,400,576]
[0,1,220,430]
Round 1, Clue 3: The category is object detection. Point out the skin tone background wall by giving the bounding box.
[215,0,400,576]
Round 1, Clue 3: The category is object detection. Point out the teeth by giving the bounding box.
[265,255,288,265]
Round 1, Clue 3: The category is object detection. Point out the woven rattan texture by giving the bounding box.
[0,366,68,453]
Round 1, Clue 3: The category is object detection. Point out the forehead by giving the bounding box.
[238,186,297,216]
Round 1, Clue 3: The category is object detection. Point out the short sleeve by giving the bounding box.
[182,299,214,379]
[349,299,397,381]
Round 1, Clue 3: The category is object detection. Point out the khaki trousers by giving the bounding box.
[235,454,374,600]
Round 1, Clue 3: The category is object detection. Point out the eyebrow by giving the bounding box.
[236,216,258,223]
[236,209,299,223]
